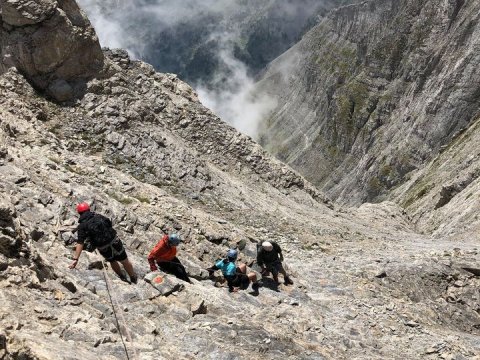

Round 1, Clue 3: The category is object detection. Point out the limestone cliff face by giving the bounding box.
[0,0,103,101]
[257,0,480,208]
[390,116,480,237]
[1,1,479,359]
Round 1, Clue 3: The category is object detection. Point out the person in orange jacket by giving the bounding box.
[147,233,191,283]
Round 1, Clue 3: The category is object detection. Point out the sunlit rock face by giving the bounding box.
[0,1,479,359]
[0,0,104,101]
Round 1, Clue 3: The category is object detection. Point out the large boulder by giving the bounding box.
[0,0,104,101]
[1,0,57,26]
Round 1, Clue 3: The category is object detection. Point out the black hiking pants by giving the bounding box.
[158,257,191,283]
[265,260,285,277]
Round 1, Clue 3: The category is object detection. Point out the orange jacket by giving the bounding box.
[148,235,176,264]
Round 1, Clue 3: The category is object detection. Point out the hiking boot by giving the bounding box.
[130,275,138,284]
[284,277,293,286]
[117,272,130,283]
[252,282,260,291]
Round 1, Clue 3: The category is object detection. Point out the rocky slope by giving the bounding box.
[256,0,480,213]
[1,1,480,359]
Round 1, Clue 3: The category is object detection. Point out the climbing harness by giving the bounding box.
[97,237,124,258]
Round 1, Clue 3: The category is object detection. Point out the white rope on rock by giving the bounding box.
[100,254,138,360]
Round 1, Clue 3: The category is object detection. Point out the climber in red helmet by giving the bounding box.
[69,202,137,284]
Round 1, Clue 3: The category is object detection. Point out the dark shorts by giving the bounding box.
[98,238,127,262]
[265,260,285,276]
[158,257,191,283]
[231,270,250,289]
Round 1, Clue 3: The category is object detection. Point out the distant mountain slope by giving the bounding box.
[391,115,480,236]
[77,0,352,85]
[256,0,480,209]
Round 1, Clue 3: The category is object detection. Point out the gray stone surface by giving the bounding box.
[144,271,185,296]
[0,1,478,359]
[0,0,103,101]
[1,0,56,26]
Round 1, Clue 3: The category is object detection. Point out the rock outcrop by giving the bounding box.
[390,116,480,236]
[0,0,103,101]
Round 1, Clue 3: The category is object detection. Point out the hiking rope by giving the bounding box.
[99,254,138,360]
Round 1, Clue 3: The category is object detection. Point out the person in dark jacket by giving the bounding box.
[69,202,137,284]
[207,249,259,293]
[257,241,293,285]
[147,233,191,283]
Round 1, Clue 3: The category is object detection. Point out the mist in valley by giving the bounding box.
[77,0,338,137]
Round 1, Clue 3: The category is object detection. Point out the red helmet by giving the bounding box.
[76,202,90,214]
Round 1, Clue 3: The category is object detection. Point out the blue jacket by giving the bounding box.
[211,259,238,291]
[215,259,236,276]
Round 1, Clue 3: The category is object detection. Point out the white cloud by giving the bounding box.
[196,32,277,138]
[76,0,327,138]
[77,0,139,58]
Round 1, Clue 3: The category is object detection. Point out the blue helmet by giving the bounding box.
[227,249,237,260]
[168,233,181,246]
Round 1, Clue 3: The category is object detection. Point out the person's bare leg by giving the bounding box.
[120,258,136,279]
[238,264,247,274]
[249,272,260,292]
[110,261,123,277]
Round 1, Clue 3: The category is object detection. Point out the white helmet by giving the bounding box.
[262,241,273,251]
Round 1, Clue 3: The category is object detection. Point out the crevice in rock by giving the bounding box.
[448,0,465,30]
[462,267,480,277]
[0,332,6,359]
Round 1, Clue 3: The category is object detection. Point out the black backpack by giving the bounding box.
[84,239,96,253]
[84,214,116,249]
